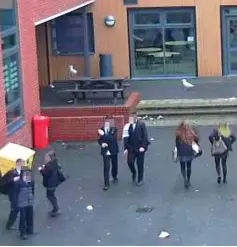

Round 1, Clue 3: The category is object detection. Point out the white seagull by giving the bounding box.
[182,79,194,90]
[69,65,78,75]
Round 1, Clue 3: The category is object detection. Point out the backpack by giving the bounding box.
[56,163,67,186]
[211,137,228,155]
[0,180,8,195]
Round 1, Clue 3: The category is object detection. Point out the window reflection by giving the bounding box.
[130,9,197,77]
[0,9,16,32]
[134,28,164,76]
[0,0,23,128]
[165,28,196,75]
[230,20,237,48]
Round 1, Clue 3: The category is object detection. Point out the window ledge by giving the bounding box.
[7,118,25,137]
[52,52,95,57]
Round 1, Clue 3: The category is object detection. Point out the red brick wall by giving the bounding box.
[33,0,94,24]
[49,115,125,141]
[0,0,41,148]
[2,0,95,148]
[0,31,7,147]
[41,92,141,142]
[1,0,141,148]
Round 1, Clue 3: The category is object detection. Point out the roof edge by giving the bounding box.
[34,0,95,26]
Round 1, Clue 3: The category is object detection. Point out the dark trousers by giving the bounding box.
[6,200,19,228]
[103,154,118,187]
[127,151,145,183]
[46,188,59,212]
[19,206,33,235]
[214,153,228,179]
[180,160,192,181]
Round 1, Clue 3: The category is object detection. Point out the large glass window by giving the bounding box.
[51,13,95,55]
[129,8,197,77]
[0,0,24,131]
[222,8,237,75]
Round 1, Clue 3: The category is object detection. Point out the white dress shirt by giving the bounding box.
[104,127,111,155]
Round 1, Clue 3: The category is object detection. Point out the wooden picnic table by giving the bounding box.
[55,76,130,104]
[136,47,162,53]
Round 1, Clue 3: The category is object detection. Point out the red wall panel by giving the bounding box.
[32,0,94,24]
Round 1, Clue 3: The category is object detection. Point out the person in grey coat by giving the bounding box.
[16,168,34,240]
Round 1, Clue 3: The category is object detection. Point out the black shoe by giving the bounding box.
[27,231,38,236]
[136,181,143,187]
[184,180,190,189]
[20,234,28,240]
[132,174,136,184]
[217,177,221,184]
[50,210,61,218]
[6,225,17,230]
[223,177,227,184]
[103,186,109,191]
[113,178,118,184]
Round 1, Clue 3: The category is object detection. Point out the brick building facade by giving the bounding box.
[0,0,95,147]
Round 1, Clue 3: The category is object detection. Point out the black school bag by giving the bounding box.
[0,174,9,195]
[56,162,68,186]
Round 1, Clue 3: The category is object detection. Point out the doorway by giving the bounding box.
[222,8,237,75]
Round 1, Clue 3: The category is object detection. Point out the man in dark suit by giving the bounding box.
[123,112,150,186]
[0,159,25,230]
[98,116,119,191]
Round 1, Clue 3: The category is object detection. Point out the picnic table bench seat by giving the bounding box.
[51,77,130,104]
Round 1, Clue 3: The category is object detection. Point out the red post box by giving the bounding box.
[33,115,50,149]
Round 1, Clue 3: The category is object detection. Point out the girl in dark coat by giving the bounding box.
[209,123,236,184]
[175,121,200,189]
[38,151,61,217]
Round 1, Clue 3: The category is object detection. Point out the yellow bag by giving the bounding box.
[0,143,35,176]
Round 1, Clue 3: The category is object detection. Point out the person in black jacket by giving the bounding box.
[98,116,119,190]
[123,112,150,186]
[209,122,236,184]
[38,151,61,217]
[0,159,25,230]
[16,168,34,240]
[175,121,200,189]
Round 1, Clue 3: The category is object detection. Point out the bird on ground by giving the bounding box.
[182,79,194,90]
[69,65,78,75]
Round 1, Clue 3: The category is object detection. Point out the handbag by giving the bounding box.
[211,137,227,155]
[172,147,178,163]
[192,142,203,157]
[56,163,67,185]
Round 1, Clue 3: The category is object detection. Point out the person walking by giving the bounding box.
[38,151,65,217]
[16,168,35,240]
[0,159,25,230]
[175,121,201,189]
[123,112,150,186]
[98,116,119,190]
[209,122,236,184]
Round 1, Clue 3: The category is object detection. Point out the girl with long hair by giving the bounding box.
[175,121,200,189]
[209,122,236,184]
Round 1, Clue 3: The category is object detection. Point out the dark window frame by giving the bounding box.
[0,0,25,134]
[128,7,197,78]
[51,12,95,56]
[221,6,237,75]
[124,0,138,5]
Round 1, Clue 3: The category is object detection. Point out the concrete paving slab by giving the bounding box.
[127,77,237,100]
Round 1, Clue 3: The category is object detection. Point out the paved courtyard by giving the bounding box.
[128,77,237,100]
[0,126,237,246]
